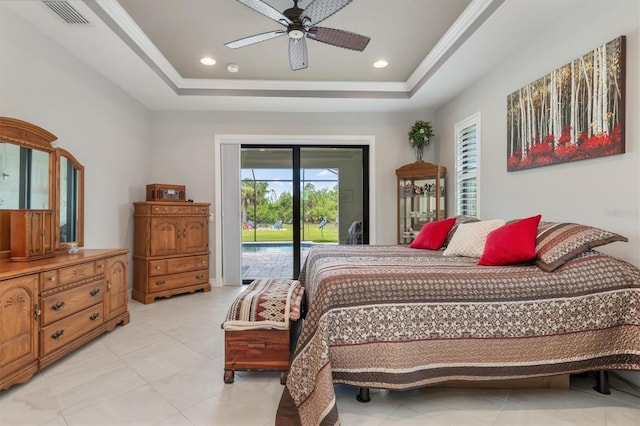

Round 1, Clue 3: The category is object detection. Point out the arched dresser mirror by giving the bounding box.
[0,117,84,258]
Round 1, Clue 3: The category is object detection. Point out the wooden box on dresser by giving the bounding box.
[0,249,129,391]
[133,202,211,304]
[0,209,55,261]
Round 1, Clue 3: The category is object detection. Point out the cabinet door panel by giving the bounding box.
[27,211,43,256]
[150,217,180,256]
[104,255,128,320]
[43,210,54,255]
[0,275,38,380]
[180,217,208,253]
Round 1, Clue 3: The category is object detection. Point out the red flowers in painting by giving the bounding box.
[507,124,623,171]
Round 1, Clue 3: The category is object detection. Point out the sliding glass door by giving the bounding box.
[241,145,368,282]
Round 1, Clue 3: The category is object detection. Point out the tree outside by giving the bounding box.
[241,177,338,243]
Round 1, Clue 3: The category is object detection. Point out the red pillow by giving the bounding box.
[409,217,457,250]
[478,215,542,266]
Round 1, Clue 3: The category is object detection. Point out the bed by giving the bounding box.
[275,218,640,426]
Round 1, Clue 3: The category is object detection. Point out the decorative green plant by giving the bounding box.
[408,120,435,150]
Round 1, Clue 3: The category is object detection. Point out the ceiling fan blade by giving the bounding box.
[302,0,352,25]
[225,30,286,49]
[235,0,291,26]
[289,37,308,71]
[307,27,370,51]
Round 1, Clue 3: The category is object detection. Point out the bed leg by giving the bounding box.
[356,387,371,403]
[594,370,611,394]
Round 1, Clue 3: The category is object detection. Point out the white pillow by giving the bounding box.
[442,219,506,258]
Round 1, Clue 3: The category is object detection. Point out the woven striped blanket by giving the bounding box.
[222,278,304,331]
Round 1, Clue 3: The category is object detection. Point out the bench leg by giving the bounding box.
[280,371,288,385]
[224,370,235,384]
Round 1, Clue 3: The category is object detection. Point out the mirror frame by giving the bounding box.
[55,148,84,250]
[0,117,84,258]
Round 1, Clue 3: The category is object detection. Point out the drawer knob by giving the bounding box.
[99,264,104,269]
[154,207,159,212]
[196,274,204,280]
[52,301,65,311]
[51,330,65,340]
[48,276,56,282]
[89,312,100,321]
[155,280,166,286]
[90,288,101,297]
[156,265,161,270]
[201,260,206,264]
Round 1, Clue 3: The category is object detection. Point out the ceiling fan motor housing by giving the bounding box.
[287,24,305,39]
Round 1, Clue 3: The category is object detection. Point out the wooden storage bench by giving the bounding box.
[222,278,304,385]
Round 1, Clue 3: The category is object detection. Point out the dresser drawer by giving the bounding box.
[168,205,208,215]
[58,261,103,285]
[40,280,104,326]
[148,255,209,276]
[148,270,209,293]
[149,204,208,216]
[41,270,59,292]
[40,304,104,355]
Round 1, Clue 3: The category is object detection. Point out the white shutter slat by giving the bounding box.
[455,118,479,217]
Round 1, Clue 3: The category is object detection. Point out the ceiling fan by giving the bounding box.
[225,0,370,71]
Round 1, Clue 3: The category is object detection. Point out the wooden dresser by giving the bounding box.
[133,202,211,304]
[0,249,129,391]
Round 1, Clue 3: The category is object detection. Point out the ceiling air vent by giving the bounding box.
[41,1,90,25]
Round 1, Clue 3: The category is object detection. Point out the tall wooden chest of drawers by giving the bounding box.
[132,202,211,304]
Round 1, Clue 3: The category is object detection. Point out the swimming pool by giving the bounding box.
[242,242,314,253]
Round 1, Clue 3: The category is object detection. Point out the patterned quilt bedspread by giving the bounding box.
[276,245,640,425]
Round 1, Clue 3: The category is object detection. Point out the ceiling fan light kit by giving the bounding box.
[225,0,370,71]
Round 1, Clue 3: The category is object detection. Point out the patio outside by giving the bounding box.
[241,168,339,280]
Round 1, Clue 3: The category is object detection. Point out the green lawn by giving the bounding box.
[242,223,338,243]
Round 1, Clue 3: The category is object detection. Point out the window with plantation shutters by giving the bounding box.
[455,113,480,217]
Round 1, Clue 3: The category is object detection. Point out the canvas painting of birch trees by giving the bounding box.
[507,36,625,171]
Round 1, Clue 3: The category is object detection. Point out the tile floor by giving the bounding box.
[1,286,640,425]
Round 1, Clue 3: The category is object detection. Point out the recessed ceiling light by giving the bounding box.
[200,57,216,66]
[373,60,388,69]
[227,63,240,73]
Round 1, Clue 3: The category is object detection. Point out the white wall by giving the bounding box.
[436,0,640,267]
[0,9,151,261]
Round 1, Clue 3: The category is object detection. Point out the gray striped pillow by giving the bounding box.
[536,222,628,272]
